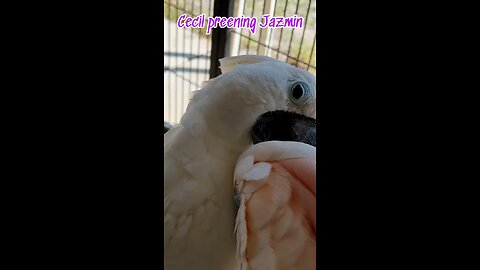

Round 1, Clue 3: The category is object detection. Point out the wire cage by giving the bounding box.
[164,0,316,124]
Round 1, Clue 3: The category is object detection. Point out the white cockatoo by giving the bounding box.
[164,55,316,270]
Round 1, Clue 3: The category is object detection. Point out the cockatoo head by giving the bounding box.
[181,55,316,152]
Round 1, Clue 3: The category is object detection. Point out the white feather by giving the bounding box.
[219,55,282,74]
[237,141,316,164]
[243,162,271,181]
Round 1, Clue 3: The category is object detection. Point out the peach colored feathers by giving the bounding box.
[234,141,316,270]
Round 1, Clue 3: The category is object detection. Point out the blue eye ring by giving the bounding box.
[288,81,311,105]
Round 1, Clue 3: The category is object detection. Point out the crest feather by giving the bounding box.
[219,55,282,74]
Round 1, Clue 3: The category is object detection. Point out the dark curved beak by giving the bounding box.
[251,110,316,147]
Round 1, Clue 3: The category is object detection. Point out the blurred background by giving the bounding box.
[164,0,316,124]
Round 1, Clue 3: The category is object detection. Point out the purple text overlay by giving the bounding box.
[177,14,304,35]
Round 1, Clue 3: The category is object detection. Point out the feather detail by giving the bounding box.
[219,55,282,74]
[235,195,249,270]
[244,162,271,181]
[234,154,254,186]
[237,141,316,163]
[234,141,316,270]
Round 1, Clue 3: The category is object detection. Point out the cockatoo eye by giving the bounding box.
[289,81,311,105]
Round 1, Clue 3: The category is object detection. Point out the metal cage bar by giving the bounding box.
[209,0,233,78]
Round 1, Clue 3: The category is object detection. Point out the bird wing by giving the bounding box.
[234,141,316,270]
[164,121,240,270]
